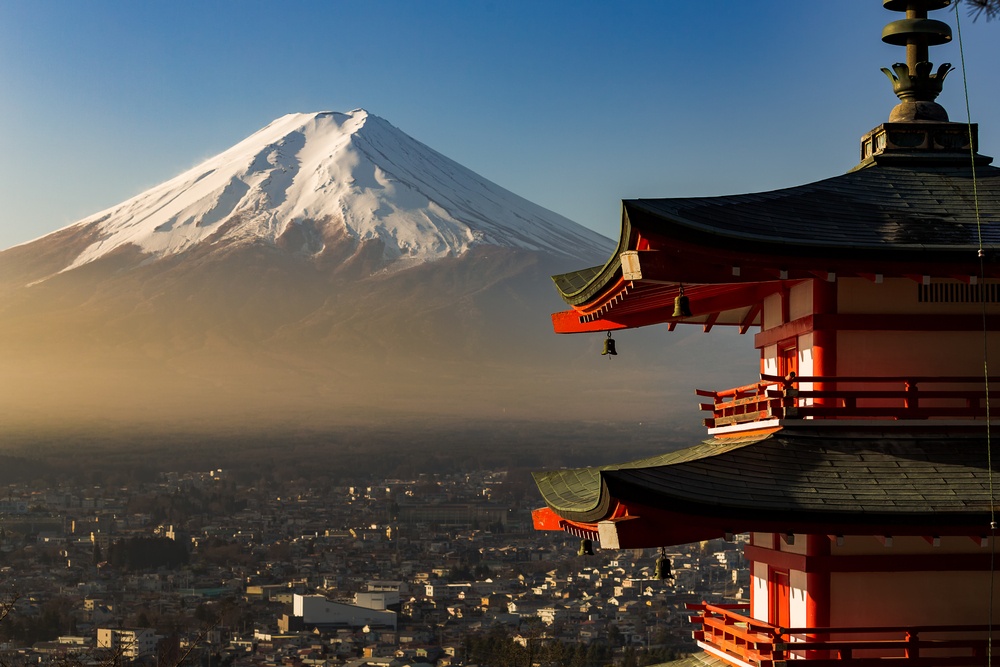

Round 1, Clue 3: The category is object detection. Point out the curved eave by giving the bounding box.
[552,280,782,334]
[552,209,639,306]
[532,428,996,548]
[531,435,764,523]
[530,503,731,547]
[534,500,996,550]
[551,164,1000,321]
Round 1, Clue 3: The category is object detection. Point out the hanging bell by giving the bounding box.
[673,286,692,318]
[653,552,673,580]
[673,294,691,318]
[601,331,617,356]
[578,538,595,556]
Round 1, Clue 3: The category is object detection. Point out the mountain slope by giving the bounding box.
[0,110,757,439]
[16,109,607,279]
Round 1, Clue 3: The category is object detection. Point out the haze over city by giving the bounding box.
[0,2,998,445]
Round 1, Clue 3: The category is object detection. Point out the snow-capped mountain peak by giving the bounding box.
[56,109,608,273]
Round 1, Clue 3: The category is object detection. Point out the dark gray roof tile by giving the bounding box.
[534,427,997,527]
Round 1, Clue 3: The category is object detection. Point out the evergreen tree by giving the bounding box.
[967,0,1000,20]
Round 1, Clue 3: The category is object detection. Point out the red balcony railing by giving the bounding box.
[697,381,778,428]
[698,374,996,428]
[688,603,1000,667]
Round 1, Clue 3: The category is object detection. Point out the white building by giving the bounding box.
[97,628,161,659]
[292,594,396,630]
[355,591,397,610]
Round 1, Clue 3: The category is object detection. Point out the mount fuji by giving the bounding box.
[20,110,606,278]
[0,110,754,440]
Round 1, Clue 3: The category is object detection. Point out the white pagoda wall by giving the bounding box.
[748,532,809,626]
[831,571,997,627]
[836,278,1000,377]
[829,536,999,628]
[762,293,783,331]
[760,283,815,392]
[789,569,808,627]
[788,282,813,320]
[837,330,1000,377]
[781,534,809,628]
[838,278,1000,315]
[760,278,1000,379]
[751,560,768,621]
[748,534,1000,629]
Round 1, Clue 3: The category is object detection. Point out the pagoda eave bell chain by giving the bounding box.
[654,547,673,581]
[673,285,692,318]
[601,331,617,357]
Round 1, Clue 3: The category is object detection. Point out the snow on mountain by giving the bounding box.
[56,109,609,273]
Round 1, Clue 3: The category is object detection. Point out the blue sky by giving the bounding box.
[1,1,997,249]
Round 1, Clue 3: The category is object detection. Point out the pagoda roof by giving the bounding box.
[552,162,1000,333]
[626,163,1000,260]
[532,426,996,547]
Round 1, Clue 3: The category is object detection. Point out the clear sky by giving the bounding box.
[1,1,997,250]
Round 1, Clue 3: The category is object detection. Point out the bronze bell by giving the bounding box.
[673,289,692,318]
[601,332,617,356]
[654,552,673,580]
[578,538,594,556]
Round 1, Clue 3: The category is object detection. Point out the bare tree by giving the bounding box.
[0,591,17,624]
[0,588,227,667]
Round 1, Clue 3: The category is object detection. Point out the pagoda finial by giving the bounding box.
[880,0,954,121]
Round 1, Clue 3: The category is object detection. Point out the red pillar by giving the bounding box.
[805,534,831,627]
[805,534,831,658]
[811,280,838,404]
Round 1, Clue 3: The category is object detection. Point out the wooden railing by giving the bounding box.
[698,374,996,428]
[688,603,1000,667]
[697,381,778,428]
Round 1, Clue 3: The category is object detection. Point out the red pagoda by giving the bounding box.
[531,1,1000,664]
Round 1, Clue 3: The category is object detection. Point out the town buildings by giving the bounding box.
[0,466,737,665]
